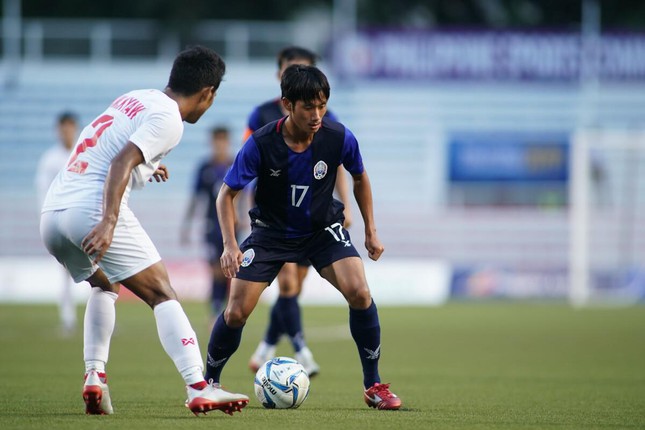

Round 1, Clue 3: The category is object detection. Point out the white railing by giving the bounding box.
[1,18,329,63]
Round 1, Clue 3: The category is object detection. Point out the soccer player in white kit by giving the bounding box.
[35,112,80,335]
[39,46,249,416]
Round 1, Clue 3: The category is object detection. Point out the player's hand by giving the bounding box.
[365,233,384,261]
[149,164,169,182]
[220,245,243,278]
[81,218,116,264]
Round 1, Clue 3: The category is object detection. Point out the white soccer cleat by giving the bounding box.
[248,341,276,373]
[295,346,320,378]
[83,370,113,415]
[186,383,249,416]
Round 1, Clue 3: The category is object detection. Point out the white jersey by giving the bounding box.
[42,89,183,212]
[35,143,72,209]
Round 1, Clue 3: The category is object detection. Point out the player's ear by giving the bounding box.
[199,86,216,103]
[281,97,292,112]
[207,86,216,102]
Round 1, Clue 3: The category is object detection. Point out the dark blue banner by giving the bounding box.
[448,133,569,182]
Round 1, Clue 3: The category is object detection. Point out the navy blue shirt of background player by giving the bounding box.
[193,159,230,242]
[225,116,363,239]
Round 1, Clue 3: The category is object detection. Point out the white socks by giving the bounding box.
[83,287,117,373]
[153,300,204,385]
[83,292,204,386]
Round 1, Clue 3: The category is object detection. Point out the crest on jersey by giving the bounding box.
[241,248,255,267]
[313,160,328,180]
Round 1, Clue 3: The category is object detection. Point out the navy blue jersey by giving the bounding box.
[225,117,363,239]
[192,159,231,237]
[247,98,338,133]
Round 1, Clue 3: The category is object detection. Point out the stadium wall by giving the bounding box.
[2,61,645,303]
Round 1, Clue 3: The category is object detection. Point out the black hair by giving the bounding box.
[277,46,319,69]
[57,111,78,124]
[281,65,330,105]
[167,45,226,96]
[210,125,230,137]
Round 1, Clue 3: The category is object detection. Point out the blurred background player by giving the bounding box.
[39,46,248,416]
[34,111,80,335]
[246,46,353,376]
[181,125,242,322]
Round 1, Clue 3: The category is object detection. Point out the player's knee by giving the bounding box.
[224,306,249,327]
[278,279,299,296]
[345,284,372,309]
[143,282,178,308]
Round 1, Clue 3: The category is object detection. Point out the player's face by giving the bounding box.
[186,87,216,124]
[58,120,78,150]
[285,94,327,134]
[212,133,230,156]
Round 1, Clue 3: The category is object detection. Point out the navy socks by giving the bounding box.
[349,300,381,388]
[204,313,243,383]
[264,296,305,352]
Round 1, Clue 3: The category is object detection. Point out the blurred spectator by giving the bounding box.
[34,111,79,335]
[181,126,242,321]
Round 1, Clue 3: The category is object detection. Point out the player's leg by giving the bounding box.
[311,223,401,410]
[289,262,319,376]
[112,248,248,414]
[249,262,297,371]
[206,278,268,383]
[319,257,401,410]
[207,236,229,320]
[40,209,117,415]
[82,269,119,415]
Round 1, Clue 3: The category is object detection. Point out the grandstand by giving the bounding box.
[2,16,645,304]
[3,62,645,269]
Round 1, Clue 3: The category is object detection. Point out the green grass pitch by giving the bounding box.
[0,301,644,429]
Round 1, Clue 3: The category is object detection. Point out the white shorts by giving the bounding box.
[40,206,161,284]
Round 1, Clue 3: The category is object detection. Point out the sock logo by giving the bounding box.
[364,344,381,360]
[207,353,228,368]
[181,337,196,346]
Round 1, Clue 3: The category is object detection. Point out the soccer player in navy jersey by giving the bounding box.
[181,126,241,321]
[205,64,401,410]
[245,46,353,377]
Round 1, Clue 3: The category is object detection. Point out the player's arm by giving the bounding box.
[81,142,144,263]
[180,195,199,246]
[352,170,384,261]
[180,166,203,245]
[335,165,353,228]
[217,183,244,278]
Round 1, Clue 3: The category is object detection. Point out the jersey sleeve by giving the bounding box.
[224,136,261,190]
[128,109,183,163]
[341,127,364,175]
[325,109,339,122]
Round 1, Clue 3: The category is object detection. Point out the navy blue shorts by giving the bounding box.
[236,222,360,283]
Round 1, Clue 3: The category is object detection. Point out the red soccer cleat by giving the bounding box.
[363,382,402,410]
[83,370,113,415]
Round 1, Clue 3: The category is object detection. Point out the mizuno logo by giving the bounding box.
[342,240,351,247]
[207,353,228,368]
[364,345,381,360]
[181,338,196,346]
[269,169,281,177]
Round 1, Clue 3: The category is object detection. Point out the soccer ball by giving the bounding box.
[254,357,310,409]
